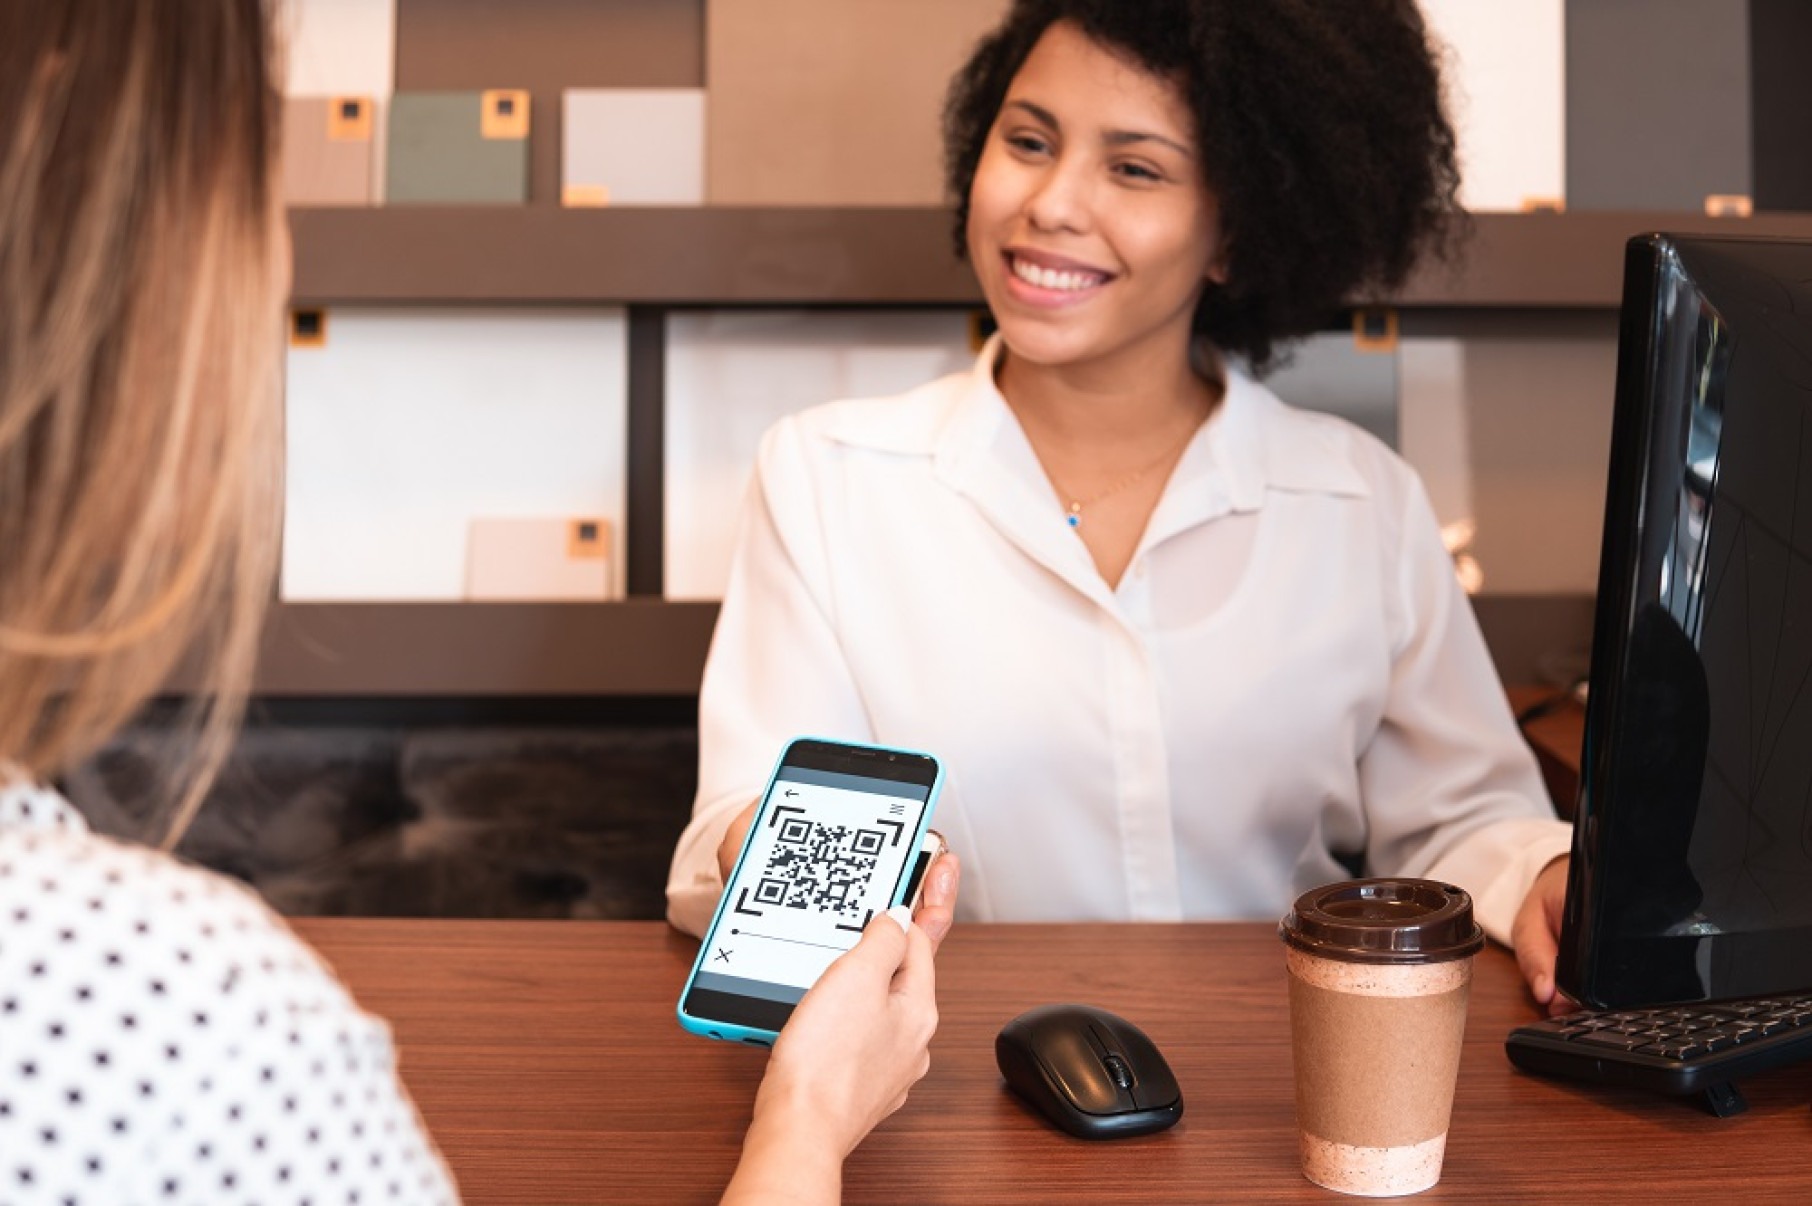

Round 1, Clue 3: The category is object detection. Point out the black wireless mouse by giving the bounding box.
[996,1003,1184,1140]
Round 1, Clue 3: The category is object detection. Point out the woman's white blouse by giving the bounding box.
[667,339,1573,943]
[0,776,458,1205]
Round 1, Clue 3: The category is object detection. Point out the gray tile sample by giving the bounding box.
[386,91,529,204]
[1750,0,1812,211]
[1566,0,1752,211]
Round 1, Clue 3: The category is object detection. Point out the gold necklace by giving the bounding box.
[1047,420,1202,529]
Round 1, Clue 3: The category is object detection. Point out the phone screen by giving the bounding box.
[682,740,940,1036]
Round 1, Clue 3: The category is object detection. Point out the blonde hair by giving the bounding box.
[0,0,284,846]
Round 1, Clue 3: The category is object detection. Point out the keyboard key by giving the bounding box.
[1577,1030,1652,1051]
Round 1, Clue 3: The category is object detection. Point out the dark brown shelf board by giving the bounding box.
[174,600,720,697]
[289,206,1812,309]
[289,207,982,307]
[154,592,1585,698]
[1391,210,1812,308]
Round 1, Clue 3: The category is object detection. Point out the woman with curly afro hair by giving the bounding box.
[670,0,1576,1014]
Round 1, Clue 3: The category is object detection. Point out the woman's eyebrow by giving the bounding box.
[1001,98,1192,158]
[1103,128,1193,158]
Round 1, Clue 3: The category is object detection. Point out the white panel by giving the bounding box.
[283,308,628,601]
[1398,339,1472,529]
[1260,332,1399,449]
[1419,0,1566,211]
[664,311,975,600]
[563,90,707,206]
[1399,334,1617,595]
[278,0,396,98]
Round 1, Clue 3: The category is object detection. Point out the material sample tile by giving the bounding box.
[386,91,530,204]
[282,96,377,207]
[1566,0,1751,211]
[562,89,706,206]
[466,517,613,601]
[283,308,628,601]
[1750,0,1812,211]
[705,0,1011,205]
[1419,0,1566,211]
[663,310,974,599]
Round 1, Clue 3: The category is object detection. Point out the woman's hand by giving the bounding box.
[716,799,963,951]
[724,907,938,1205]
[1511,856,1576,1016]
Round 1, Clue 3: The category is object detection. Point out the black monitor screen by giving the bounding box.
[1559,233,1812,1009]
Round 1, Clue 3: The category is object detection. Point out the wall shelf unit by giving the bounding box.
[262,206,1812,698]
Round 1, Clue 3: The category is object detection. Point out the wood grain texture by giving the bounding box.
[294,919,1812,1204]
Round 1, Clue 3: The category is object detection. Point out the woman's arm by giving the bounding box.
[1356,471,1573,951]
[722,907,938,1206]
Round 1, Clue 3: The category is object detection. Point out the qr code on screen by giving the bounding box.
[753,817,887,920]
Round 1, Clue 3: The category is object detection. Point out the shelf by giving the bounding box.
[289,207,1812,310]
[1392,210,1812,308]
[150,593,1591,699]
[167,600,719,697]
[289,207,981,307]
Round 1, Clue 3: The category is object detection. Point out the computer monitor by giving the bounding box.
[1558,232,1812,1009]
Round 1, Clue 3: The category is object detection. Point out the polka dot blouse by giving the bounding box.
[0,775,459,1205]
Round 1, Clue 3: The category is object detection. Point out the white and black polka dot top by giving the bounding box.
[0,774,460,1205]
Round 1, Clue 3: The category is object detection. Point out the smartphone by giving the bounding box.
[677,737,944,1046]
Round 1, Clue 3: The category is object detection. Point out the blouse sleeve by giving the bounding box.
[665,417,876,936]
[1357,472,1575,945]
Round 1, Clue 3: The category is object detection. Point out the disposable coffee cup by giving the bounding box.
[1279,879,1484,1197]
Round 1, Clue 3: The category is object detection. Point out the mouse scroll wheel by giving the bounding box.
[1103,1053,1135,1090]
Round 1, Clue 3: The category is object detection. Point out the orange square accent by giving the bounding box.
[1351,308,1398,354]
[1518,196,1567,214]
[1704,193,1754,218]
[567,518,610,560]
[481,89,531,140]
[327,97,373,142]
[562,183,611,208]
[289,308,327,348]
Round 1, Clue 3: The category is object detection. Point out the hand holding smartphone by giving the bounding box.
[678,738,944,1046]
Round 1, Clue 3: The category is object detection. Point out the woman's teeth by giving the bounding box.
[1010,256,1105,291]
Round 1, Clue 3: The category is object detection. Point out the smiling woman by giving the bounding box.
[669,0,1578,1017]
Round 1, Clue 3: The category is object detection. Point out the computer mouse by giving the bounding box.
[995,1003,1184,1140]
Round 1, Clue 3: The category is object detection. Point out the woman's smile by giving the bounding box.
[1002,247,1115,305]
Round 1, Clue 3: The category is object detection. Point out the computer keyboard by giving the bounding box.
[1505,994,1812,1116]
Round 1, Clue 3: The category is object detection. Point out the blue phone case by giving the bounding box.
[676,737,944,1046]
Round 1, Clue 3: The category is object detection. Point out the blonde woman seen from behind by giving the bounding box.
[0,3,939,1203]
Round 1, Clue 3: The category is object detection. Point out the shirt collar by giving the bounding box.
[917,335,1372,507]
[812,335,1373,593]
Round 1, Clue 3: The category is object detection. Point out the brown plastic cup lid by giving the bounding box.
[1279,878,1485,965]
